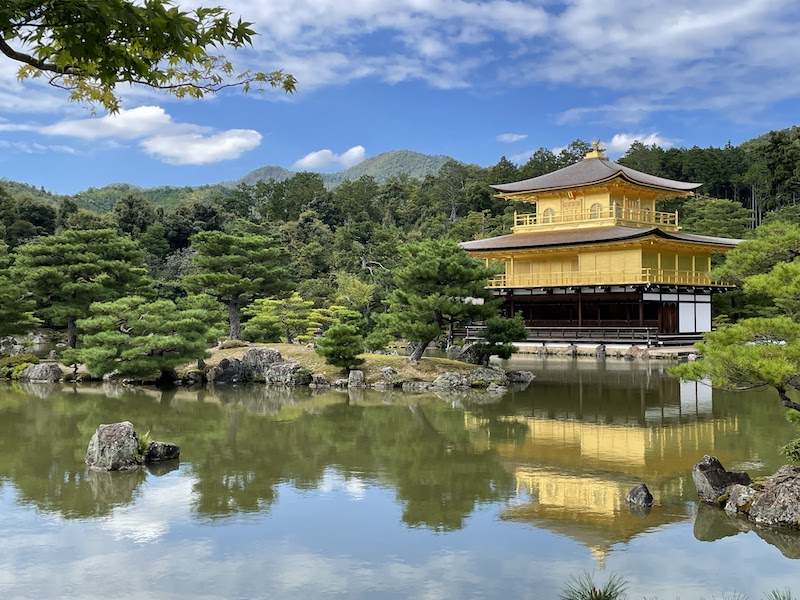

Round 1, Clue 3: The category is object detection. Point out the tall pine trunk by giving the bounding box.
[67,317,77,348]
[408,337,433,362]
[228,298,241,340]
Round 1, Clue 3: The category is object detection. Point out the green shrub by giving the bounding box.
[559,572,627,600]
[218,339,247,350]
[0,353,40,368]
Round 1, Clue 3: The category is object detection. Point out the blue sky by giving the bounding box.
[0,0,798,194]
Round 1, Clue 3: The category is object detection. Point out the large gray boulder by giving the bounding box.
[85,421,141,472]
[456,344,484,365]
[402,381,431,393]
[264,360,312,386]
[432,372,470,389]
[348,370,366,387]
[380,366,399,382]
[19,362,63,383]
[242,347,283,381]
[691,455,751,504]
[467,367,508,386]
[749,465,800,527]
[208,358,244,385]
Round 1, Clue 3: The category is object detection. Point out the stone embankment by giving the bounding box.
[691,454,800,530]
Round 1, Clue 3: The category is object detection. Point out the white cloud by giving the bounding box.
[42,106,195,140]
[497,133,528,143]
[140,129,263,165]
[602,133,674,155]
[293,145,366,170]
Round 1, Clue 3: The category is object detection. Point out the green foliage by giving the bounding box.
[0,353,39,368]
[471,315,527,365]
[137,430,153,456]
[242,292,315,344]
[184,230,289,340]
[0,0,296,113]
[681,197,752,239]
[764,590,798,600]
[315,310,365,371]
[0,353,40,379]
[0,241,41,336]
[380,239,495,361]
[13,228,150,346]
[62,296,212,379]
[364,329,392,352]
[558,572,628,600]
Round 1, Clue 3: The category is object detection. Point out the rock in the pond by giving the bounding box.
[626,483,654,507]
[624,345,643,360]
[559,344,578,357]
[432,372,470,389]
[692,455,752,504]
[143,441,180,463]
[749,465,800,527]
[242,347,283,382]
[348,369,366,387]
[467,366,508,386]
[724,484,758,515]
[85,421,141,472]
[507,370,535,384]
[333,378,349,388]
[595,344,607,359]
[310,374,329,388]
[19,362,63,383]
[208,358,244,385]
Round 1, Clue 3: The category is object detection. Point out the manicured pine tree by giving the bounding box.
[13,229,150,347]
[243,292,314,343]
[471,315,528,366]
[315,310,365,371]
[380,239,495,361]
[62,296,213,381]
[0,241,40,338]
[183,230,289,340]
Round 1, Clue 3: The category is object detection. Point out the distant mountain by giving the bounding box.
[0,179,65,204]
[238,150,455,188]
[237,165,296,186]
[0,150,457,212]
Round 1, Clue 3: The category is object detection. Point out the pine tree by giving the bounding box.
[315,310,365,371]
[471,315,528,366]
[62,296,212,381]
[380,239,495,361]
[183,230,289,340]
[0,241,40,338]
[243,292,314,343]
[13,229,149,347]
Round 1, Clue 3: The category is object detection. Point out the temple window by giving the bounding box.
[589,203,603,220]
[542,208,555,223]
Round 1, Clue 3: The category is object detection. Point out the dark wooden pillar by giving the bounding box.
[578,292,583,327]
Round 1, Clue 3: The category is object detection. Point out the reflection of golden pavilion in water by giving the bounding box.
[466,368,751,565]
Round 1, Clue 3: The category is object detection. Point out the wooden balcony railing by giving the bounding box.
[488,268,727,288]
[513,206,678,231]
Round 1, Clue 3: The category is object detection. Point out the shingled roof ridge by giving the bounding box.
[491,156,701,194]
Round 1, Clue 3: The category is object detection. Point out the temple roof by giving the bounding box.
[492,156,702,194]
[460,226,741,252]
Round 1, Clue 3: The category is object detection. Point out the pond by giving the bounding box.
[1,357,798,599]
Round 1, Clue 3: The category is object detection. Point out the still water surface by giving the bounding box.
[1,357,799,599]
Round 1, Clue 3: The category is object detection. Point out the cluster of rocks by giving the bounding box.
[692,455,800,529]
[85,421,179,472]
[0,333,49,355]
[309,365,534,394]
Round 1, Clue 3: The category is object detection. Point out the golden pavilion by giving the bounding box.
[460,143,740,344]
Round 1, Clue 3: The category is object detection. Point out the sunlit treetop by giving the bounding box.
[0,0,296,112]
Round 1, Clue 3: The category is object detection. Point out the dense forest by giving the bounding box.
[2,129,800,374]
